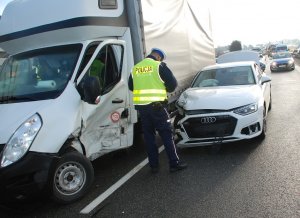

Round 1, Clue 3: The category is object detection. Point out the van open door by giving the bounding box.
[77,40,136,160]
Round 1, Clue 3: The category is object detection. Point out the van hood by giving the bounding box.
[0,100,50,144]
[179,85,261,111]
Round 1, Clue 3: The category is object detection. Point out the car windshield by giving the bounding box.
[273,52,291,59]
[0,44,82,103]
[276,46,287,52]
[191,66,255,87]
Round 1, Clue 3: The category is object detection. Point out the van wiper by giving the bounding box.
[0,96,38,103]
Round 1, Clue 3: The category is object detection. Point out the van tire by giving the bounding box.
[50,151,94,204]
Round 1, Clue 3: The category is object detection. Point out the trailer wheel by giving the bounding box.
[50,151,94,204]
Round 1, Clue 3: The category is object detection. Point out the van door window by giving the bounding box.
[78,44,123,97]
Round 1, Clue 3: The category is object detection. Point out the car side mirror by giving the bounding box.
[261,75,271,85]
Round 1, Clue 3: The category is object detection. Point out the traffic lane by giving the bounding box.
[265,63,300,213]
[95,141,267,217]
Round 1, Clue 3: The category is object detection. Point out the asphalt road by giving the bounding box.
[1,58,299,218]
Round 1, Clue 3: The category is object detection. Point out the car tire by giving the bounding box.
[50,151,94,204]
[258,108,267,140]
[268,94,272,111]
[291,65,295,71]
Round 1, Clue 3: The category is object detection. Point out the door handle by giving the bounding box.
[112,98,124,103]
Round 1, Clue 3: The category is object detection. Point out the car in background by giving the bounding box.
[174,59,272,148]
[270,52,295,72]
[292,48,300,58]
[267,44,276,57]
[268,44,288,58]
[275,44,288,53]
[252,47,262,54]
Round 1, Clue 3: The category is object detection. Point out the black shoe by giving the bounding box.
[151,166,159,174]
[170,161,187,172]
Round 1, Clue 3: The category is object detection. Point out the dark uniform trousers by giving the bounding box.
[138,103,179,168]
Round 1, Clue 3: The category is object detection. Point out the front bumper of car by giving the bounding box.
[270,62,295,71]
[175,108,264,148]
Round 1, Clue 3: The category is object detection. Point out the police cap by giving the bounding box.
[151,48,166,61]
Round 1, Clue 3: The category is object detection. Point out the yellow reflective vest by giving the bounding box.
[132,58,167,105]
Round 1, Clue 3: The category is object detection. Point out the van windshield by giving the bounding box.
[0,44,82,103]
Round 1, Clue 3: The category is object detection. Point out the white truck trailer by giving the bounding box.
[0,0,215,204]
[0,48,7,66]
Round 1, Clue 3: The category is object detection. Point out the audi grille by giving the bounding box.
[182,115,237,138]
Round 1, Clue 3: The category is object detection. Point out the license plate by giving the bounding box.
[279,65,286,68]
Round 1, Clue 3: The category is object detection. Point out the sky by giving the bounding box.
[208,0,300,46]
[0,0,10,15]
[0,0,299,47]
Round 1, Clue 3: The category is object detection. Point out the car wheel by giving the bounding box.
[50,151,94,204]
[268,94,272,111]
[258,108,267,140]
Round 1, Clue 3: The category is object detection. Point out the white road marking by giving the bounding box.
[80,145,165,214]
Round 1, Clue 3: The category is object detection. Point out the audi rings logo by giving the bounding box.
[200,116,217,124]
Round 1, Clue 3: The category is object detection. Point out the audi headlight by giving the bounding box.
[176,93,187,108]
[271,62,277,67]
[233,103,258,116]
[288,60,294,65]
[1,114,42,168]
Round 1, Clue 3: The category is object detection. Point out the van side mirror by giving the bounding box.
[80,76,101,104]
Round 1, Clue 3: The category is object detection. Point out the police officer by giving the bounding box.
[128,48,187,173]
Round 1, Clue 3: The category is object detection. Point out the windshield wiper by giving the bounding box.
[0,96,38,103]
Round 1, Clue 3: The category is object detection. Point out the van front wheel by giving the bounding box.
[50,151,94,204]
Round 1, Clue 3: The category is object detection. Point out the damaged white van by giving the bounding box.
[0,0,216,204]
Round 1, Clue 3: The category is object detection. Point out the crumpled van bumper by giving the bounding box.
[0,151,59,203]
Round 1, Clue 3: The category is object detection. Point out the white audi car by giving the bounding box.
[174,53,272,148]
